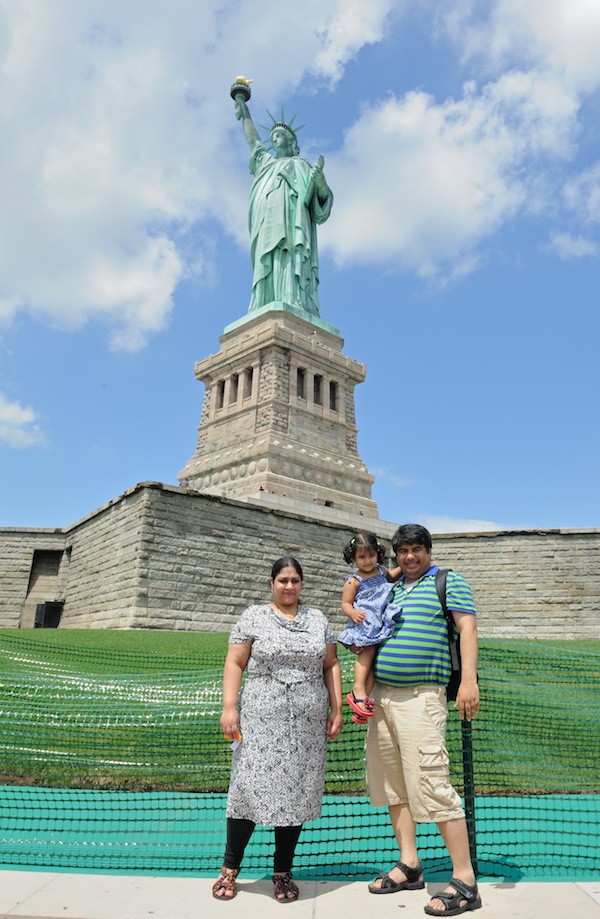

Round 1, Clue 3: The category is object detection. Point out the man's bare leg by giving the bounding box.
[426,817,476,911]
[369,803,423,889]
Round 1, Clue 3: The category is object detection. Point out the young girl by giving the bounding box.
[338,532,401,723]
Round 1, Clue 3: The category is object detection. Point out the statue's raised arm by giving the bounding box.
[232,79,261,151]
[230,78,333,318]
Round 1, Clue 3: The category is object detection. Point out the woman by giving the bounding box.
[212,556,343,902]
[233,94,333,317]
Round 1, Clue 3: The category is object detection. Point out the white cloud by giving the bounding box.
[372,474,512,532]
[1,0,598,345]
[0,0,394,351]
[314,0,397,82]
[321,0,599,279]
[543,160,600,258]
[324,79,540,276]
[546,232,598,260]
[372,466,414,489]
[563,161,600,224]
[0,393,44,448]
[442,0,600,94]
[418,514,510,534]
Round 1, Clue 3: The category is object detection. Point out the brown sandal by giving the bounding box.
[212,866,239,900]
[272,872,299,903]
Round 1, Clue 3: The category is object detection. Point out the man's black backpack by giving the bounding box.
[434,568,475,702]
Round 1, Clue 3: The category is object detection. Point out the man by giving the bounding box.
[365,524,481,916]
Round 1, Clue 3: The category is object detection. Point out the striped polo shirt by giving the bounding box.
[374,565,476,688]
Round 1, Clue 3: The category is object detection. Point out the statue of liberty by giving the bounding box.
[231,79,333,318]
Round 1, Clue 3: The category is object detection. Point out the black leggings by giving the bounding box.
[223,817,302,873]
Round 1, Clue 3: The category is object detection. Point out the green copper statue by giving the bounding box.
[231,78,333,317]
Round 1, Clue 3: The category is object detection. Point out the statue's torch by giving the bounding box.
[230,76,252,118]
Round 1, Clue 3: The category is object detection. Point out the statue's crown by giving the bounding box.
[260,109,304,152]
[270,121,297,140]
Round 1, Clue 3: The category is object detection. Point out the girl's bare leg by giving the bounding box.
[353,646,376,699]
[365,661,376,697]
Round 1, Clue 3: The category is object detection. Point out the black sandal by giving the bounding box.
[368,860,425,894]
[424,878,482,915]
[212,866,239,900]
[272,872,299,903]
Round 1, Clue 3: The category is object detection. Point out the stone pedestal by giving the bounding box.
[178,308,378,519]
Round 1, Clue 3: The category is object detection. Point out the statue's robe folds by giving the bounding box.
[248,144,333,316]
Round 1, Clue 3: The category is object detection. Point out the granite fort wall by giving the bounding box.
[430,529,600,639]
[1,482,598,637]
[58,488,150,629]
[0,529,66,628]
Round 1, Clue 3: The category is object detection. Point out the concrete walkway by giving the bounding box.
[1,871,600,919]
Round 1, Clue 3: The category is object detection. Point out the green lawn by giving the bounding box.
[0,627,228,663]
[1,630,598,796]
[4,628,598,657]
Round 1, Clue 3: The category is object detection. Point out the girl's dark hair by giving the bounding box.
[342,531,385,565]
[271,556,303,581]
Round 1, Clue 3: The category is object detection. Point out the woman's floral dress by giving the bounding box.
[226,604,334,826]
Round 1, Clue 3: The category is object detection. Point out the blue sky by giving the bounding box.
[1,0,599,532]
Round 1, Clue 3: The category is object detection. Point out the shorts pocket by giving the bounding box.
[418,744,448,773]
[418,744,459,818]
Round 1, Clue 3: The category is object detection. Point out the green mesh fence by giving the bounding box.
[0,632,598,880]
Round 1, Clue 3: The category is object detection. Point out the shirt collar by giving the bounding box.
[399,564,439,585]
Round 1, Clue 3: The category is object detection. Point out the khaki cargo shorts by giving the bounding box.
[365,683,465,823]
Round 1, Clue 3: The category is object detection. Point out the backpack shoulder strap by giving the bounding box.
[434,568,451,622]
[435,568,460,670]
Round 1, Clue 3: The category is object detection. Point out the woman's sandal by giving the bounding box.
[368,860,425,894]
[212,866,240,900]
[346,691,375,719]
[272,872,299,903]
[423,878,482,915]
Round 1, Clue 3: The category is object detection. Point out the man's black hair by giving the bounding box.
[391,523,433,553]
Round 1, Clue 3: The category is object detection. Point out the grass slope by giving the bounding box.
[1,631,598,794]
